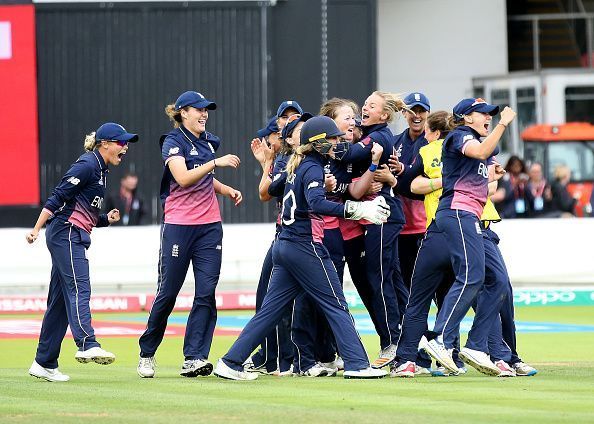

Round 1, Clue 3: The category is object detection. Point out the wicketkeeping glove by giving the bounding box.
[344,196,390,225]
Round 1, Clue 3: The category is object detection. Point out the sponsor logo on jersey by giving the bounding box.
[190,148,198,156]
[67,176,80,185]
[475,221,482,235]
[168,147,180,155]
[91,196,103,209]
[478,162,489,178]
[307,181,320,189]
[172,244,179,257]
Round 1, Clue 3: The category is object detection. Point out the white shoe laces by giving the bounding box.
[139,357,155,369]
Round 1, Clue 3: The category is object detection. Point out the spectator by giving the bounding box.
[492,155,529,218]
[549,165,579,217]
[525,162,552,217]
[105,173,146,225]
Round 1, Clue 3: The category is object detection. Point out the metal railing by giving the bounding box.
[509,12,594,70]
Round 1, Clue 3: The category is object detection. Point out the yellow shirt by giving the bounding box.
[418,139,501,227]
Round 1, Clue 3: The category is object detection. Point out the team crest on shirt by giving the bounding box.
[168,147,180,155]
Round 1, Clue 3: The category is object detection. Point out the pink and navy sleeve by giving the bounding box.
[303,164,345,217]
[43,160,93,216]
[161,136,185,165]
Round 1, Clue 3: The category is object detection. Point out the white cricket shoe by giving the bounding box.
[137,356,156,378]
[494,360,516,377]
[29,361,70,382]
[75,347,116,365]
[343,367,388,379]
[431,366,467,377]
[300,362,337,377]
[414,365,432,376]
[390,361,416,378]
[321,356,344,371]
[512,361,538,376]
[214,359,259,381]
[370,344,398,369]
[180,359,213,377]
[423,338,458,374]
[459,347,501,376]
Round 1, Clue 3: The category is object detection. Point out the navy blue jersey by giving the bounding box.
[268,153,290,201]
[279,153,345,243]
[361,123,404,224]
[159,126,221,225]
[437,126,490,218]
[393,129,427,167]
[325,138,373,202]
[43,150,109,233]
[268,152,291,225]
[393,129,428,233]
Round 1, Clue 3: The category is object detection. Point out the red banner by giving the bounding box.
[0,295,143,313]
[0,5,39,205]
[0,291,257,314]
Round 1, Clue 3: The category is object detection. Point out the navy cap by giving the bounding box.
[404,92,430,111]
[175,91,217,111]
[95,122,138,143]
[453,98,499,121]
[300,115,345,146]
[276,100,303,118]
[256,116,279,139]
[281,112,313,140]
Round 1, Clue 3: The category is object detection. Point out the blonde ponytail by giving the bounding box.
[165,103,183,128]
[286,143,313,176]
[83,132,97,152]
[373,91,408,123]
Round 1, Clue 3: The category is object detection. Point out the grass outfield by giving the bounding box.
[1,306,593,423]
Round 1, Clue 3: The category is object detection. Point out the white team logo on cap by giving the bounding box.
[414,93,421,101]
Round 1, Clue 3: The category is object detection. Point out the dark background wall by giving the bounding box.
[1,0,376,226]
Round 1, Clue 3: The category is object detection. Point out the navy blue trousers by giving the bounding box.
[364,222,405,349]
[432,209,485,348]
[398,232,424,289]
[483,228,521,364]
[291,228,344,372]
[35,221,101,368]
[250,236,294,372]
[223,239,369,372]
[465,226,509,352]
[252,237,294,372]
[395,224,455,364]
[139,222,222,360]
[344,235,374,313]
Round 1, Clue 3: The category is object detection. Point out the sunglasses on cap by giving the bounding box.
[106,139,129,147]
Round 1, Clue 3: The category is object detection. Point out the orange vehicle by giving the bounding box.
[522,123,594,217]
